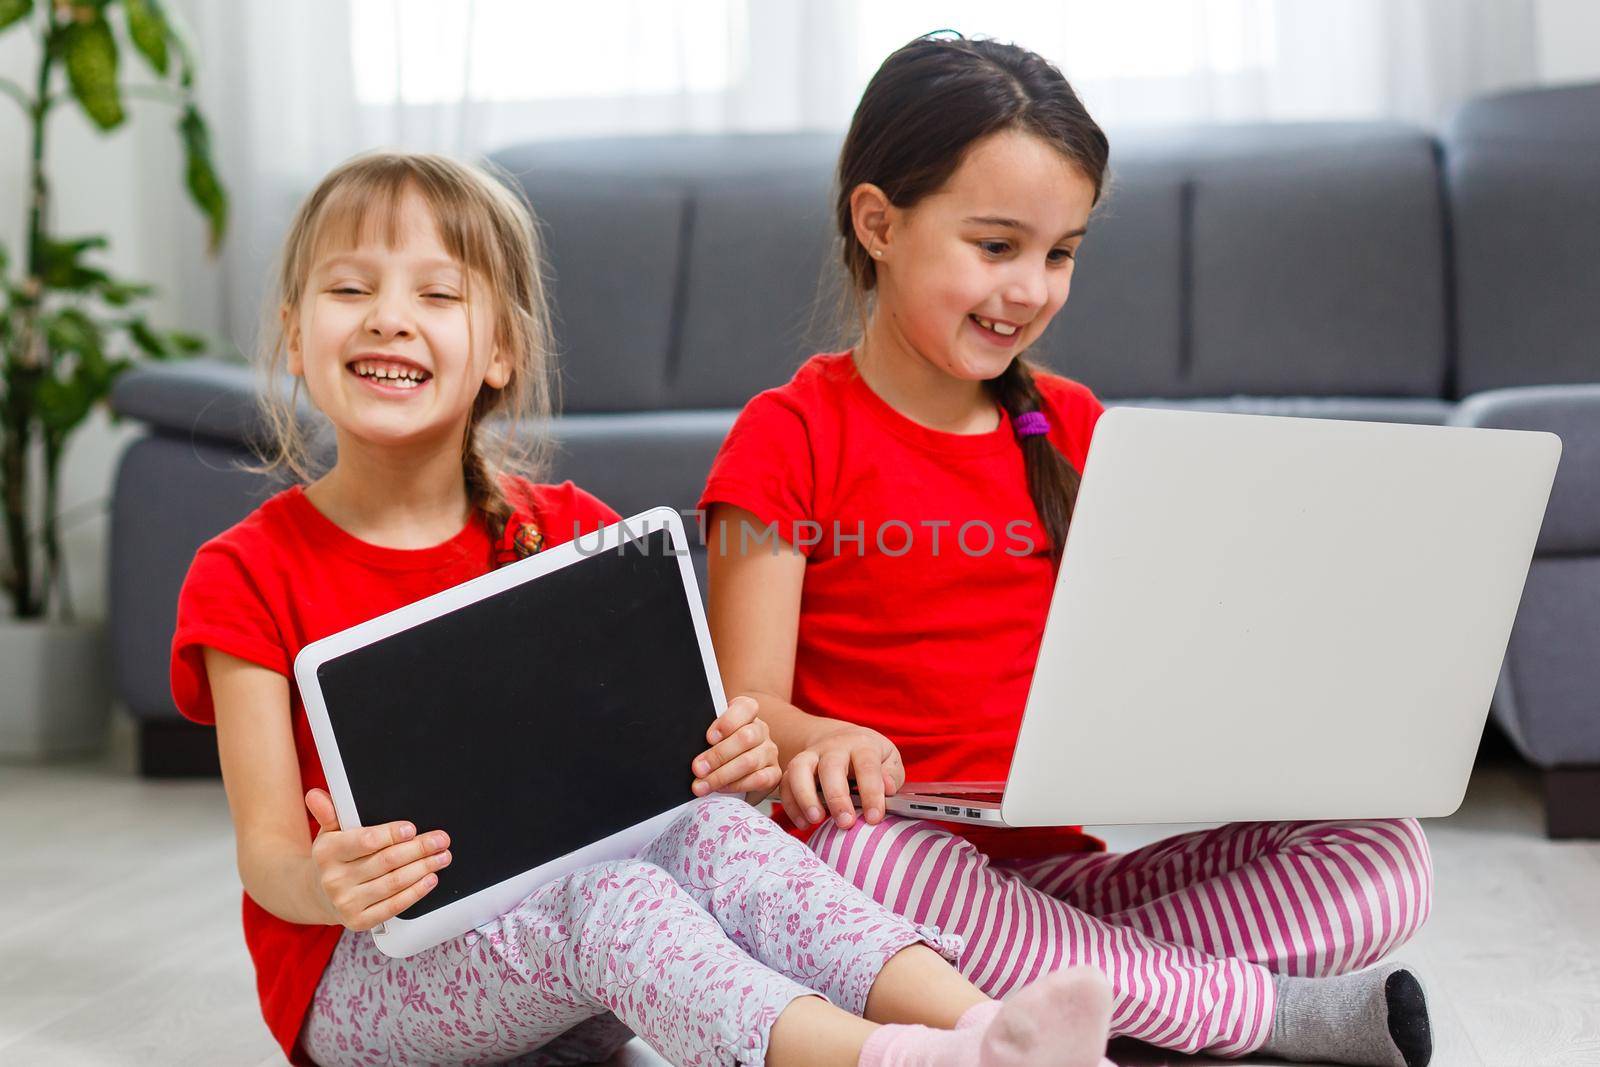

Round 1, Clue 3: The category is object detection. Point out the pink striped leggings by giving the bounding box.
[808,816,1432,1058]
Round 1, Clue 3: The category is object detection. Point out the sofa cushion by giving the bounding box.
[1445,84,1600,395]
[111,435,289,720]
[1036,150,1187,398]
[668,170,838,409]
[1492,556,1600,767]
[1183,124,1448,397]
[490,162,688,412]
[1451,384,1600,554]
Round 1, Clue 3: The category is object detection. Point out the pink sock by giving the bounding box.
[857,1023,979,1067]
[955,1001,1001,1031]
[858,967,1116,1067]
[976,967,1114,1067]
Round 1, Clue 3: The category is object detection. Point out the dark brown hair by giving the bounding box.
[834,32,1109,558]
[256,151,557,544]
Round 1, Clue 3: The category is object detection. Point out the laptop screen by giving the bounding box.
[313,528,714,918]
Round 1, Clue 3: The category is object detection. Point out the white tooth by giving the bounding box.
[994,322,1017,336]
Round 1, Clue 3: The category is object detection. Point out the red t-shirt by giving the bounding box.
[170,478,619,1064]
[699,352,1106,861]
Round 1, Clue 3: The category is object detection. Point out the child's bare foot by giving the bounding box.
[979,967,1113,1067]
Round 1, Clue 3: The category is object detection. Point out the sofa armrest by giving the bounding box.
[1451,384,1600,554]
[110,358,311,448]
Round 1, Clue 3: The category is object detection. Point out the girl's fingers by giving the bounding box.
[356,849,452,912]
[305,789,341,834]
[701,743,779,795]
[778,776,799,825]
[707,696,759,744]
[692,721,770,783]
[695,749,757,795]
[720,764,783,797]
[338,820,419,862]
[852,747,887,823]
[355,831,451,883]
[883,753,906,796]
[817,750,857,827]
[785,753,823,827]
[356,869,442,931]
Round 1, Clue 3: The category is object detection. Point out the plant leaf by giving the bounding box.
[37,235,112,290]
[35,367,97,438]
[0,0,31,35]
[166,328,204,354]
[60,13,125,131]
[126,317,168,358]
[123,0,168,76]
[180,106,226,253]
[37,306,131,438]
[44,305,103,358]
[97,278,156,306]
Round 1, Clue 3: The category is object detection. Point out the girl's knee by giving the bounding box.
[1342,818,1434,964]
[587,857,672,888]
[1384,817,1433,931]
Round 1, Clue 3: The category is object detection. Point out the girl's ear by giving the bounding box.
[281,306,304,376]
[849,182,895,259]
[483,345,512,390]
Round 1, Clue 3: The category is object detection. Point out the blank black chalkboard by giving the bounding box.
[314,529,716,919]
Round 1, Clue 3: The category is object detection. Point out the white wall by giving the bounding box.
[1535,0,1600,83]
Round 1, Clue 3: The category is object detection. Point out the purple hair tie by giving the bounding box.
[1013,411,1051,438]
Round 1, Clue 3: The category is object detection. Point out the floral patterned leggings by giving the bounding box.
[303,796,960,1066]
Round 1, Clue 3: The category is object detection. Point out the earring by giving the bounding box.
[871,248,883,259]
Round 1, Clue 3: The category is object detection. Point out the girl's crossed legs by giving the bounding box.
[303,795,1116,1066]
[809,816,1433,1058]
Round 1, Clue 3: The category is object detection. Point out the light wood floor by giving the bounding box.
[2,721,1596,1067]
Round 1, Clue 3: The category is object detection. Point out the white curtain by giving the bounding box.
[161,0,1544,350]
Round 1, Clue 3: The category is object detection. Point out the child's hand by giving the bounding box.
[304,788,452,932]
[690,695,782,798]
[781,724,905,831]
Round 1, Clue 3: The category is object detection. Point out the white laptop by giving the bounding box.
[885,407,1561,828]
[294,507,726,958]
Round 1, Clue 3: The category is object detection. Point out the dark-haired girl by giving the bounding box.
[701,34,1433,1067]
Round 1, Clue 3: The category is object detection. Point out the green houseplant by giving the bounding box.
[0,0,225,756]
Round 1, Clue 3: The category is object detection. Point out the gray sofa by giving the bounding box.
[109,84,1600,836]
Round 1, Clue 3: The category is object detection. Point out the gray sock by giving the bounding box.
[1258,964,1432,1067]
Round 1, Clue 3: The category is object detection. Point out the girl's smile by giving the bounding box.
[347,354,434,393]
[965,313,1025,348]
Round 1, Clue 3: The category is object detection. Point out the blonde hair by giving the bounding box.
[254,150,558,540]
